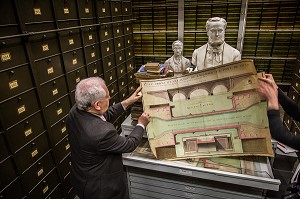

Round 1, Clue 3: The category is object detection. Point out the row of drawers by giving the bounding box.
[3,0,132,25]
[1,53,135,102]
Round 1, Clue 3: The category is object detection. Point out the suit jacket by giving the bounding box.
[67,103,144,199]
[192,42,241,71]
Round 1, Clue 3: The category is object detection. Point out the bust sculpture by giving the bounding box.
[164,40,191,76]
[192,17,241,71]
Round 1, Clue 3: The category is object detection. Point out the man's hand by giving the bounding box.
[257,73,279,110]
[121,86,142,109]
[138,112,150,127]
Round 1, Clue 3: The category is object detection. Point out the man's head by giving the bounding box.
[172,40,183,56]
[75,77,110,115]
[206,17,227,47]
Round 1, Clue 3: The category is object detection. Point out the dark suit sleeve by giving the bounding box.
[278,89,300,122]
[97,125,144,153]
[268,109,300,150]
[103,103,124,123]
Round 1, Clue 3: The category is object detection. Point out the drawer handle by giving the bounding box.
[42,34,47,39]
[1,41,6,46]
[25,121,29,125]
[9,70,14,75]
[57,101,61,105]
[31,142,36,146]
[73,51,77,55]
[53,81,56,85]
[69,30,73,35]
[17,97,22,101]
[48,58,52,63]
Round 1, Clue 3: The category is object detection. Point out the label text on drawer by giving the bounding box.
[24,128,32,137]
[85,8,90,13]
[88,34,93,40]
[179,169,192,176]
[69,39,74,45]
[33,8,42,15]
[72,58,77,65]
[1,52,11,62]
[18,105,26,115]
[42,44,49,52]
[65,143,70,151]
[52,88,58,96]
[9,80,18,89]
[64,8,70,14]
[61,126,66,134]
[37,168,44,177]
[43,185,49,194]
[102,8,106,13]
[57,108,63,115]
[185,192,195,198]
[31,149,38,158]
[47,67,54,74]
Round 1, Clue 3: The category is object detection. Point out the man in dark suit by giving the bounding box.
[67,77,150,199]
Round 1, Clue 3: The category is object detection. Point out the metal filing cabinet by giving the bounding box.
[0,1,136,198]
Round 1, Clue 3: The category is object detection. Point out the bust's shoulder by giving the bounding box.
[193,44,207,54]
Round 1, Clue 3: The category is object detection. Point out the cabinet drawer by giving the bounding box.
[107,81,118,97]
[115,50,125,66]
[104,68,117,86]
[34,55,64,84]
[17,0,54,23]
[114,36,125,52]
[117,62,126,78]
[63,49,85,72]
[87,60,103,77]
[128,80,138,94]
[101,39,115,58]
[0,38,27,71]
[21,151,55,193]
[0,178,24,199]
[288,87,299,104]
[28,169,59,199]
[0,157,17,191]
[85,44,100,64]
[0,65,33,102]
[40,76,68,106]
[6,112,45,153]
[53,0,78,20]
[47,184,64,199]
[96,0,111,18]
[122,1,132,16]
[124,34,134,48]
[119,87,129,101]
[54,136,71,163]
[0,89,40,129]
[127,69,135,83]
[124,22,133,35]
[58,154,71,179]
[125,46,134,60]
[291,74,300,93]
[100,24,113,41]
[82,27,98,46]
[103,54,116,72]
[0,133,10,162]
[45,96,71,126]
[0,0,18,25]
[126,57,135,71]
[59,25,82,52]
[14,133,49,173]
[110,93,120,106]
[66,67,87,91]
[118,74,128,91]
[78,0,95,19]
[111,1,122,16]
[113,22,124,38]
[50,117,68,146]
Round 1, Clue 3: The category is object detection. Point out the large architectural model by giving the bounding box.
[140,60,273,160]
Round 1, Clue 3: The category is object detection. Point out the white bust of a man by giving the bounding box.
[192,17,241,71]
[164,40,191,76]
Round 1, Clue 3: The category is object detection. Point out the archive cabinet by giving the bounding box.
[0,0,136,198]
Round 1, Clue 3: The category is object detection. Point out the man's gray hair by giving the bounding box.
[172,40,183,49]
[75,77,107,110]
[206,17,227,31]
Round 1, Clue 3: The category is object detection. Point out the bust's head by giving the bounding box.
[206,17,227,47]
[172,40,183,56]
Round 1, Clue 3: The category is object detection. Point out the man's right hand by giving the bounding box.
[138,112,150,127]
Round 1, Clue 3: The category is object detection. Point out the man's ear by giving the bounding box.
[93,101,101,111]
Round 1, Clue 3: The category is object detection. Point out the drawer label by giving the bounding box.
[88,34,93,40]
[93,69,97,74]
[43,185,49,194]
[91,52,95,58]
[130,75,133,79]
[69,161,71,166]
[76,77,80,83]
[102,8,106,13]
[108,62,111,66]
[117,29,120,33]
[105,31,108,36]
[296,83,299,87]
[111,89,114,94]
[65,143,70,151]
[24,128,32,137]
[129,64,132,68]
[69,38,74,45]
[123,93,125,97]
[47,67,54,74]
[128,40,130,44]
[129,52,131,56]
[185,192,195,198]
[64,8,69,14]
[127,27,129,31]
[106,47,109,52]
[31,149,38,158]
[33,8,42,15]
[61,126,66,134]
[119,56,122,61]
[37,168,44,177]
[52,88,58,96]
[115,8,118,12]
[18,105,26,115]
[1,52,11,62]
[85,8,90,13]
[57,108,63,115]
[125,8,128,12]
[72,58,77,65]
[121,69,123,74]
[42,44,49,52]
[109,76,112,80]
[118,43,121,47]
[9,80,18,89]
[122,81,124,85]
[179,169,192,176]
[185,186,195,191]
